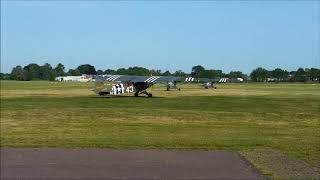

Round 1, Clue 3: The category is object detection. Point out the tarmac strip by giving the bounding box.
[1,148,264,179]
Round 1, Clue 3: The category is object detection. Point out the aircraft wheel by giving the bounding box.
[148,93,153,98]
[178,88,181,91]
[166,87,170,91]
[134,92,139,97]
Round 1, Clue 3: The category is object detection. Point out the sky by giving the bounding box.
[1,1,319,74]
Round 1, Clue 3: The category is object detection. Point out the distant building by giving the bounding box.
[55,74,94,82]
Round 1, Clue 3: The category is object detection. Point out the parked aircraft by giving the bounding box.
[94,75,214,97]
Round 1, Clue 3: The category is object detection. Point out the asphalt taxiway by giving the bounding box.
[1,148,264,179]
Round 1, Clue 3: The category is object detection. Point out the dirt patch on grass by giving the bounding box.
[242,149,320,179]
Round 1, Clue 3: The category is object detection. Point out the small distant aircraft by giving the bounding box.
[203,81,217,89]
[94,75,214,97]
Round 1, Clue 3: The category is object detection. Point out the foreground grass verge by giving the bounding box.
[1,95,319,166]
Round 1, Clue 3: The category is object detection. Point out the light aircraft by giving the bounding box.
[94,75,214,97]
[203,81,217,89]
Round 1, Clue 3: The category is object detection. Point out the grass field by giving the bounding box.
[1,80,320,178]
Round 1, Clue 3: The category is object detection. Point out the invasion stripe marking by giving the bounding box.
[106,75,115,81]
[107,75,121,81]
[110,75,120,81]
[147,77,157,82]
[144,77,154,82]
[144,76,160,82]
[149,76,161,82]
[185,77,194,82]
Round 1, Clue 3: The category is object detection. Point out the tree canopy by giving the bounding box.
[77,64,96,75]
[250,67,269,82]
[2,62,319,83]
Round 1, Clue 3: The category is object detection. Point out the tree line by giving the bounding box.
[0,63,319,82]
[250,67,320,82]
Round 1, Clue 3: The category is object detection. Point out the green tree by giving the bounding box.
[293,68,306,82]
[0,73,10,80]
[77,64,96,75]
[126,66,150,76]
[203,70,221,79]
[104,69,116,75]
[191,65,205,78]
[270,68,288,82]
[149,69,162,76]
[67,69,81,76]
[23,63,41,80]
[116,68,127,75]
[10,66,25,80]
[228,71,244,78]
[306,68,320,82]
[173,70,187,77]
[162,70,171,76]
[54,63,65,76]
[96,70,104,75]
[250,67,269,82]
[39,63,54,80]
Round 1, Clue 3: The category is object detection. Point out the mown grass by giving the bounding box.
[1,80,320,177]
[0,80,92,90]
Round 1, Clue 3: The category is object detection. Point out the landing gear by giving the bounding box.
[141,90,152,98]
[98,91,110,96]
[134,90,152,97]
[132,82,153,97]
[166,85,180,91]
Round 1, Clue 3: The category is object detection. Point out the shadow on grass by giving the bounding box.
[90,95,164,99]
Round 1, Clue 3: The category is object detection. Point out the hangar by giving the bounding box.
[55,75,94,82]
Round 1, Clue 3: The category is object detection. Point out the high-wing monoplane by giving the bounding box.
[201,80,217,89]
[94,75,213,97]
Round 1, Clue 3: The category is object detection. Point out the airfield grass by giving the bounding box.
[1,80,320,177]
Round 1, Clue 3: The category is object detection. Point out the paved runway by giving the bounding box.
[1,148,264,179]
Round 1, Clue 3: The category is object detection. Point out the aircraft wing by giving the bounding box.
[96,75,212,83]
[96,75,186,83]
[194,78,213,82]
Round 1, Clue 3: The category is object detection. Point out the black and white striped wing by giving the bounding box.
[95,75,211,83]
[95,75,121,82]
[152,76,185,83]
[96,75,162,83]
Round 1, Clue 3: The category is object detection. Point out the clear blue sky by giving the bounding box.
[1,1,319,74]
